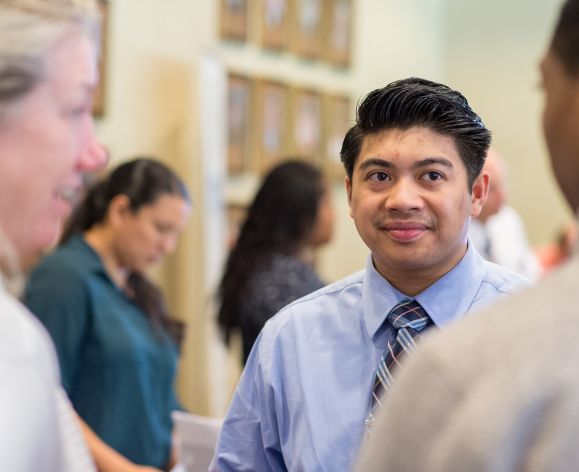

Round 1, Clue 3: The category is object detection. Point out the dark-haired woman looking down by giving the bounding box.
[25,157,191,471]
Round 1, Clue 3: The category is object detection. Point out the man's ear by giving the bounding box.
[346,176,354,218]
[470,170,490,218]
[107,194,132,226]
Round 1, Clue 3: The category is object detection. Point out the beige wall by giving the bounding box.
[443,0,573,245]
[94,0,570,415]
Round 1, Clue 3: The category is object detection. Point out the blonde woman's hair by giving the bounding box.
[0,226,23,296]
[0,0,101,123]
[0,0,101,288]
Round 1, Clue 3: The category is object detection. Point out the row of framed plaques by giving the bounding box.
[227,73,353,178]
[220,0,353,68]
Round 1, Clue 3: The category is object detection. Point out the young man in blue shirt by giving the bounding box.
[212,78,529,471]
[357,2,579,470]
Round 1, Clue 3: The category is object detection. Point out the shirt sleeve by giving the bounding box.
[211,332,287,472]
[55,387,96,472]
[24,262,91,394]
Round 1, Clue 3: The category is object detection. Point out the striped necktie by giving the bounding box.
[371,298,433,409]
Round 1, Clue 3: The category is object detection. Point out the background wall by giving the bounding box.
[443,0,570,245]
[94,0,571,416]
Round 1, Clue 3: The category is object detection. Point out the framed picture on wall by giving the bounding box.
[290,88,323,161]
[326,0,353,68]
[261,0,290,50]
[254,80,289,173]
[324,94,352,177]
[92,0,109,116]
[293,0,325,59]
[220,0,248,41]
[227,74,252,175]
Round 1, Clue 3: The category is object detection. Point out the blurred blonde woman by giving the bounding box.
[0,0,107,469]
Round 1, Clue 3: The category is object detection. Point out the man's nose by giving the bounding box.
[385,178,423,212]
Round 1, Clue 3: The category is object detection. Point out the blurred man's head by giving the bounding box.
[540,0,579,210]
[477,149,507,223]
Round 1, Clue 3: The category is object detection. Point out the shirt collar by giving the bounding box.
[363,240,486,339]
[67,235,109,277]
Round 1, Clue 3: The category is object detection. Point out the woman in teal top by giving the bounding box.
[25,158,191,471]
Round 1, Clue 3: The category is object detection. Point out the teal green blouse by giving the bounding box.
[24,236,180,469]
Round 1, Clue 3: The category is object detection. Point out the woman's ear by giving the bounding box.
[107,194,132,227]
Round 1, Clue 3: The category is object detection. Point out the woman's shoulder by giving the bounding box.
[254,253,323,292]
[39,237,98,272]
[268,253,312,271]
[28,238,97,291]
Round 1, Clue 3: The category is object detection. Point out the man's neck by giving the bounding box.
[373,245,468,297]
[381,271,442,297]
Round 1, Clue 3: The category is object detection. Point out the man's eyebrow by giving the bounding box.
[357,156,455,172]
[414,157,454,169]
[357,158,394,172]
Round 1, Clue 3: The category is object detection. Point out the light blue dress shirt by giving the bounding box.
[212,243,530,471]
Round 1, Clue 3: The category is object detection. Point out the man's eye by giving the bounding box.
[369,171,390,182]
[422,171,443,181]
